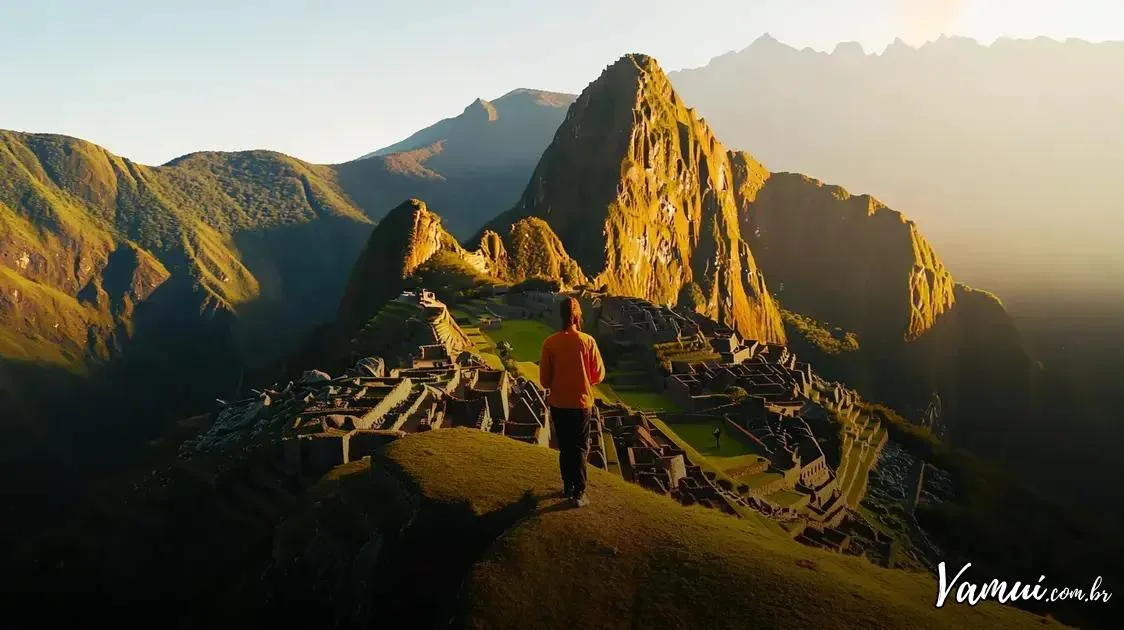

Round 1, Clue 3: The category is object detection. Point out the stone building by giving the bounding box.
[600,296,703,345]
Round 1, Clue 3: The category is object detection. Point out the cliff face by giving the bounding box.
[741,169,1038,453]
[669,35,1124,298]
[337,199,464,331]
[338,200,586,334]
[741,172,956,342]
[500,217,587,287]
[485,55,785,343]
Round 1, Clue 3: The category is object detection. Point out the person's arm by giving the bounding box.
[586,338,606,386]
[539,340,554,391]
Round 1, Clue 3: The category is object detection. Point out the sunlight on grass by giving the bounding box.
[482,319,556,362]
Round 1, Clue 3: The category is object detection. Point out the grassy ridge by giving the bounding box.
[0,131,378,375]
[377,429,1051,629]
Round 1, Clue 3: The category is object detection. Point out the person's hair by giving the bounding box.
[560,297,582,330]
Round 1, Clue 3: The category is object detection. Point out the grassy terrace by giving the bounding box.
[448,296,506,323]
[663,420,767,472]
[603,385,682,412]
[327,429,1051,629]
[768,489,810,509]
[844,426,888,507]
[648,417,786,531]
[482,319,557,362]
[743,471,785,490]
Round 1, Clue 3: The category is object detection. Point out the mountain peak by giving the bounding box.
[833,41,866,58]
[483,54,786,342]
[384,197,432,220]
[752,33,779,46]
[336,198,462,331]
[748,33,795,53]
[884,37,916,55]
[599,53,663,81]
[463,97,499,122]
[493,88,576,108]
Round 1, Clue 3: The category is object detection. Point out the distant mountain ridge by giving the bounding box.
[362,89,575,163]
[668,33,1124,298]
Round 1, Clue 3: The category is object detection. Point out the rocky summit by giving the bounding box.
[741,173,956,343]
[734,167,1039,457]
[336,198,587,335]
[483,54,786,344]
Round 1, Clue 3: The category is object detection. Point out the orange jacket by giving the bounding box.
[539,329,606,409]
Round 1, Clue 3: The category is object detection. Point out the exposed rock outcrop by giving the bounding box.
[337,199,588,335]
[483,54,785,343]
[502,217,587,287]
[741,172,956,342]
[735,166,1040,452]
[337,200,464,331]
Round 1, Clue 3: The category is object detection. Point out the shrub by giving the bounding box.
[725,386,749,404]
[509,276,561,294]
[677,282,706,312]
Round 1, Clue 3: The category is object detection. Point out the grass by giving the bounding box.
[479,353,505,370]
[515,361,540,383]
[662,420,766,471]
[0,265,110,371]
[647,417,786,532]
[609,387,682,412]
[481,319,556,362]
[0,130,381,389]
[743,471,785,490]
[767,489,810,508]
[365,429,1051,629]
[844,427,887,507]
[653,340,721,364]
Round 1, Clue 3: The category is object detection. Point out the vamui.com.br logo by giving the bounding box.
[936,562,1113,607]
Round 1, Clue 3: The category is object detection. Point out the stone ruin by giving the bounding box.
[599,296,704,346]
[179,289,902,564]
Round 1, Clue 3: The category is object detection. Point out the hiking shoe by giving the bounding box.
[573,492,590,508]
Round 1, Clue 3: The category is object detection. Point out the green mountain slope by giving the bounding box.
[0,131,385,520]
[0,132,376,372]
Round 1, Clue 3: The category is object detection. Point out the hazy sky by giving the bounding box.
[2,0,1122,165]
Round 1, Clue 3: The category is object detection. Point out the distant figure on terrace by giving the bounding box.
[713,426,722,450]
[540,297,605,507]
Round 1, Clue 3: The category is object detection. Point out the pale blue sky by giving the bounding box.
[2,0,1121,165]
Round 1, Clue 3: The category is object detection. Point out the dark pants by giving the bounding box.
[552,406,593,495]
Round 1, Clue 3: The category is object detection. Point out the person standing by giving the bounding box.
[540,297,605,507]
[712,426,722,450]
